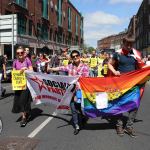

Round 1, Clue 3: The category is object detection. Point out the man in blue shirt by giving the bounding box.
[108,36,144,138]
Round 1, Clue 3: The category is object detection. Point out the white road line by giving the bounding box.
[28,111,57,138]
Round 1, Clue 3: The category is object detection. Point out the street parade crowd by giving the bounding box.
[0,35,150,137]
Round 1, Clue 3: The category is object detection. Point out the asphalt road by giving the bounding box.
[0,82,150,150]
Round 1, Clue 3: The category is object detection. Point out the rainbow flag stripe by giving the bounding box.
[79,67,150,118]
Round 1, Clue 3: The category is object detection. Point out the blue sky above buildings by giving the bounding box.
[70,0,142,48]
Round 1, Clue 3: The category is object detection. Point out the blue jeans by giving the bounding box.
[89,68,97,77]
[70,101,82,127]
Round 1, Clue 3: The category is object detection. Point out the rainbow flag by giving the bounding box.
[79,67,150,118]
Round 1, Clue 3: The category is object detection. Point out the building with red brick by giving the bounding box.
[135,0,150,56]
[97,31,126,52]
[0,0,84,58]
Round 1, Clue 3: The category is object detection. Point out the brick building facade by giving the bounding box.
[135,0,150,55]
[0,0,84,58]
[97,32,126,52]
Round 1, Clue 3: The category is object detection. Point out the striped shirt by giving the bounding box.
[59,62,89,77]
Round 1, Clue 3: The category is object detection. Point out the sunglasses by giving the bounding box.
[72,54,79,59]
[17,52,24,55]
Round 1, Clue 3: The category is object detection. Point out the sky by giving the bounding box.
[70,0,143,48]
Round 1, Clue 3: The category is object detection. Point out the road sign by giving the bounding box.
[0,14,17,59]
[0,14,17,44]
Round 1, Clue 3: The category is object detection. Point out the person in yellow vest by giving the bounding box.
[101,52,110,77]
[89,50,98,77]
[97,51,105,77]
[59,48,70,75]
[97,51,111,77]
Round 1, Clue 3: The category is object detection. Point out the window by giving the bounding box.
[57,0,62,26]
[18,15,26,35]
[80,18,83,38]
[75,36,78,45]
[54,31,58,42]
[37,23,41,39]
[15,0,27,8]
[58,32,62,43]
[75,15,78,35]
[28,20,33,36]
[42,0,48,19]
[41,24,48,40]
[68,7,71,31]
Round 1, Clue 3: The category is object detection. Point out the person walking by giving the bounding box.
[12,46,33,127]
[36,53,49,73]
[108,36,145,137]
[0,55,6,97]
[48,50,89,135]
[89,50,98,77]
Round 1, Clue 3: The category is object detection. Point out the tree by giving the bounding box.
[87,46,95,53]
[82,44,95,54]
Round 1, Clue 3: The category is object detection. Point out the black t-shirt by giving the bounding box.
[113,52,137,73]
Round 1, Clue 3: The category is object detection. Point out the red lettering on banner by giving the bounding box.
[47,86,65,95]
[57,105,70,110]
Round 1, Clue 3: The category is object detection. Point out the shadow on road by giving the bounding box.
[23,108,72,128]
[16,108,43,122]
[0,93,14,100]
[84,122,115,130]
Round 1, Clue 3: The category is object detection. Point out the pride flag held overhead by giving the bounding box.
[79,66,150,118]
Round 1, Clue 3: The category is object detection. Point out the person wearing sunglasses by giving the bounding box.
[12,46,33,127]
[48,50,89,135]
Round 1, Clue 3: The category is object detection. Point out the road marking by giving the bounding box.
[28,112,57,138]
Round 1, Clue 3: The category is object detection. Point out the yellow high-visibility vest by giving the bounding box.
[62,60,69,66]
[103,64,108,75]
[98,58,104,64]
[98,64,104,77]
[90,57,98,68]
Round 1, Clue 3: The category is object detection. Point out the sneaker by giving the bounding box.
[116,126,124,137]
[124,127,137,138]
[74,124,80,135]
[74,128,79,135]
[1,89,6,97]
[20,118,27,127]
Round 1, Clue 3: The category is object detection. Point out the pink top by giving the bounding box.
[13,57,32,70]
[59,63,89,77]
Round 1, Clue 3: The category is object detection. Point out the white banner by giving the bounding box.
[26,71,78,112]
